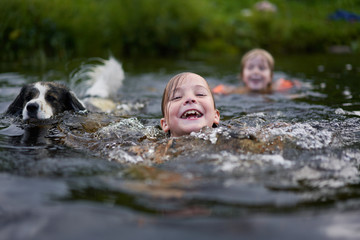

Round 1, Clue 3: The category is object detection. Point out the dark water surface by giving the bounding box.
[0,54,360,239]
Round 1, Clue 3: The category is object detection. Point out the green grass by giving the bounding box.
[1,0,360,63]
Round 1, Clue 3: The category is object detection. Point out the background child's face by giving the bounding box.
[161,74,220,137]
[242,55,272,91]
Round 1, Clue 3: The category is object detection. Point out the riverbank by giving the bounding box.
[1,0,359,63]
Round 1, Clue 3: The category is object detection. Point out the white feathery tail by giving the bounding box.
[84,57,125,98]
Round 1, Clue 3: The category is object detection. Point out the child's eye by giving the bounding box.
[247,65,254,70]
[196,93,206,97]
[259,66,266,71]
[171,96,181,101]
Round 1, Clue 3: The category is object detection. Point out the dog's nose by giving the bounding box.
[26,103,39,114]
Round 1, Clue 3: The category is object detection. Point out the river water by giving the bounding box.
[0,54,359,239]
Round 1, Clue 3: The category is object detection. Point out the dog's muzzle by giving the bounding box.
[26,102,40,119]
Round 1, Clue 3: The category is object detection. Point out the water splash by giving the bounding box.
[190,126,231,144]
[96,117,162,140]
[107,147,143,164]
[209,151,293,173]
[253,122,333,149]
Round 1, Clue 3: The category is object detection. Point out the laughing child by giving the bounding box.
[161,72,220,137]
[213,48,299,94]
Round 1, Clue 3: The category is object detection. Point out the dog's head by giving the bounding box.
[5,82,86,120]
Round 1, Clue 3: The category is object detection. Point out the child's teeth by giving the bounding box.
[182,110,202,118]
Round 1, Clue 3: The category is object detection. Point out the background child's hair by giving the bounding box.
[240,48,275,77]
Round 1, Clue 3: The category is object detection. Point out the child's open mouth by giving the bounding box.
[251,79,262,84]
[181,110,203,119]
[249,76,263,84]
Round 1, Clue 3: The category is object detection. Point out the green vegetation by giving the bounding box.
[1,0,360,63]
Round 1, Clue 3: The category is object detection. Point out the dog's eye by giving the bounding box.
[25,93,35,102]
[25,89,38,102]
[46,95,57,102]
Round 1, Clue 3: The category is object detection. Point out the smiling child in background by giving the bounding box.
[213,48,299,94]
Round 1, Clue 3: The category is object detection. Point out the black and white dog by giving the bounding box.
[5,82,86,120]
[5,57,124,120]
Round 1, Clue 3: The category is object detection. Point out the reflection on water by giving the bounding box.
[0,55,360,239]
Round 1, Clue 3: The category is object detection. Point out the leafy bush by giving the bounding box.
[1,0,359,62]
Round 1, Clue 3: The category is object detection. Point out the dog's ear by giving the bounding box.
[5,86,27,116]
[67,91,86,111]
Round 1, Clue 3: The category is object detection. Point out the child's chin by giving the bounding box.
[249,84,264,91]
[182,125,204,134]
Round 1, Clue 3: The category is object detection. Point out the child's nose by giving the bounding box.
[253,67,261,73]
[184,97,196,105]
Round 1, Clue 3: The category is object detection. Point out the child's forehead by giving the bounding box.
[247,55,268,63]
[245,55,270,67]
[171,75,209,91]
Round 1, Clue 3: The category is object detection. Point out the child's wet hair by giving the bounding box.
[240,48,274,77]
[161,72,217,117]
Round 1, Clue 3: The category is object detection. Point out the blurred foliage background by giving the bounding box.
[1,0,359,63]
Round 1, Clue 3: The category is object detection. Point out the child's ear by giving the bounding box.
[160,118,170,133]
[214,109,220,125]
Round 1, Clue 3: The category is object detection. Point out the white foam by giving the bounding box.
[255,122,333,149]
[107,147,143,164]
[210,152,293,173]
[97,117,162,140]
[190,126,230,144]
[352,111,360,116]
[324,215,360,239]
[335,108,346,115]
[260,154,293,167]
